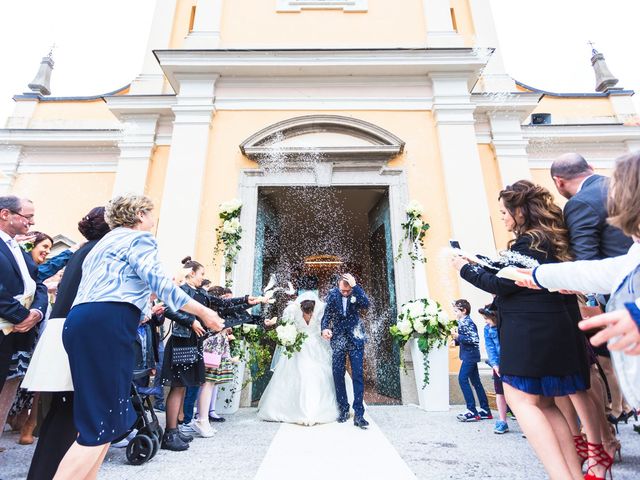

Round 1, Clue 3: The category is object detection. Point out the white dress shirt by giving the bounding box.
[0,229,39,320]
[342,296,348,315]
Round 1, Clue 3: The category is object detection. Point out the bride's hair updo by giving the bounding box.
[499,180,572,262]
[300,299,315,314]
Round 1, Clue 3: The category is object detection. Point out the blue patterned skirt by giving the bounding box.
[62,302,140,446]
[502,373,587,397]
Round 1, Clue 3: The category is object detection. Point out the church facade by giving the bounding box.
[2,0,639,409]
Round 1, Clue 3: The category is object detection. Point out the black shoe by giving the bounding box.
[337,412,349,423]
[177,429,194,443]
[354,417,369,429]
[161,429,189,451]
[209,415,226,423]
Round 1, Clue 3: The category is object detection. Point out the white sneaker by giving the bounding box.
[179,422,196,434]
[189,419,216,438]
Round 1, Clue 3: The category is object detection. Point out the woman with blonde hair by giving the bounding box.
[451,180,592,480]
[53,195,224,480]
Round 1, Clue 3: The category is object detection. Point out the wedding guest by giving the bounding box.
[0,196,47,391]
[451,180,592,480]
[519,151,640,410]
[451,299,492,422]
[479,303,509,434]
[161,257,214,448]
[551,153,634,434]
[25,207,110,480]
[53,195,224,479]
[7,231,80,445]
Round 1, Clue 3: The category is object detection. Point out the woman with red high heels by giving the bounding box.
[452,181,594,480]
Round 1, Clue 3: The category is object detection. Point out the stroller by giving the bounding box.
[111,369,164,465]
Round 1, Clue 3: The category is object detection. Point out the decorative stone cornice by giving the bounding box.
[154,48,492,93]
[0,128,121,147]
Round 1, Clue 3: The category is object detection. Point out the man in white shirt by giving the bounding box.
[0,195,48,390]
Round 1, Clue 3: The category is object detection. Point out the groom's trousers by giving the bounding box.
[332,345,365,418]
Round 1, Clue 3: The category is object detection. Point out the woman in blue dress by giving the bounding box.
[54,195,224,480]
[451,181,591,480]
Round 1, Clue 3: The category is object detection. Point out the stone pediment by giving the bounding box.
[239,115,404,165]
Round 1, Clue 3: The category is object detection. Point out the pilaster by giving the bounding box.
[155,76,218,271]
[423,0,464,48]
[487,112,531,185]
[183,0,223,49]
[430,73,494,336]
[112,114,160,196]
[0,146,22,194]
[130,0,178,94]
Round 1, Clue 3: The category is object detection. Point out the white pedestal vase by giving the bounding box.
[215,358,246,414]
[410,339,449,411]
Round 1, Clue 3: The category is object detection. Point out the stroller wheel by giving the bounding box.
[150,434,160,459]
[126,435,154,465]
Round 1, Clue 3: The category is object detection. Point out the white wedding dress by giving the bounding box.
[258,292,344,426]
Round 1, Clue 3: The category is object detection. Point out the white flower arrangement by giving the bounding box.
[390,298,456,387]
[219,199,242,218]
[350,295,357,304]
[406,200,424,216]
[242,323,258,333]
[222,218,241,234]
[397,199,430,266]
[214,199,243,287]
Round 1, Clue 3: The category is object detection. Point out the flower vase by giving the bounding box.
[215,357,245,414]
[409,338,449,412]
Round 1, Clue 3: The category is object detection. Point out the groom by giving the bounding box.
[321,273,370,429]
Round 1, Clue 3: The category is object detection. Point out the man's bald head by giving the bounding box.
[550,153,594,199]
[550,153,592,180]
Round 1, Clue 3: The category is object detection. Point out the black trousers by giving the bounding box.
[26,392,77,480]
[0,332,15,391]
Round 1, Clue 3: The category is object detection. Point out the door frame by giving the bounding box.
[234,165,422,405]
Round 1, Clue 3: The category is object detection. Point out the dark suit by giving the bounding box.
[0,235,48,390]
[564,175,633,260]
[321,284,370,418]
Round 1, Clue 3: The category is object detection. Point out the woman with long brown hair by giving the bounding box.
[451,180,591,480]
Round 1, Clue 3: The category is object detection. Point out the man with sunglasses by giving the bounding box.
[0,195,48,390]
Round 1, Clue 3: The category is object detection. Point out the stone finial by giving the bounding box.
[589,44,619,92]
[26,51,55,96]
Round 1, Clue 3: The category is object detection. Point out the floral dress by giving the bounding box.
[203,333,234,385]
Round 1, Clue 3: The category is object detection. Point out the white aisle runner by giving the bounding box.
[254,415,417,480]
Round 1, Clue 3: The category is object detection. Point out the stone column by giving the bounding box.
[422,0,463,47]
[183,0,223,49]
[112,114,159,196]
[130,0,178,94]
[487,112,531,186]
[466,0,516,92]
[430,73,495,337]
[155,76,218,271]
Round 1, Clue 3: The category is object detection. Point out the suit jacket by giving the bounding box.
[0,236,48,350]
[321,285,370,349]
[564,175,633,260]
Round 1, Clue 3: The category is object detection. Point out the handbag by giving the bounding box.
[202,335,222,368]
[171,345,199,365]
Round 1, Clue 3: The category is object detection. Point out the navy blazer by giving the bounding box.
[0,239,48,325]
[564,175,633,260]
[321,284,370,348]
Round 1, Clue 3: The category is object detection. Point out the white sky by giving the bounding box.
[0,0,638,125]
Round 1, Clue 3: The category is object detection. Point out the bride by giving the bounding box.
[258,291,342,426]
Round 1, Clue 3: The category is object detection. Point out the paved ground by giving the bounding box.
[1,405,638,479]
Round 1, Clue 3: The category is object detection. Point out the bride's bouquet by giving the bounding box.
[390,298,456,387]
[268,322,307,359]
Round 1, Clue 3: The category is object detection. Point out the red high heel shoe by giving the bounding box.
[574,435,588,467]
[584,442,613,480]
